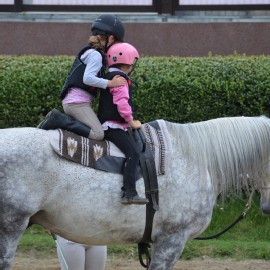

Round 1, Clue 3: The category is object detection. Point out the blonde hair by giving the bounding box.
[88,35,105,50]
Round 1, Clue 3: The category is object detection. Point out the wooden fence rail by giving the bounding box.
[0,0,269,15]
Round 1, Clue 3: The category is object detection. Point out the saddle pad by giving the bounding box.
[48,120,171,176]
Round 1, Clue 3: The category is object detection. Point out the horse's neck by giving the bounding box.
[166,118,270,200]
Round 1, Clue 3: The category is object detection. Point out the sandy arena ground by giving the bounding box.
[12,254,270,270]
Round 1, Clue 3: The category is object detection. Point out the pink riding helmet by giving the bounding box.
[107,42,140,68]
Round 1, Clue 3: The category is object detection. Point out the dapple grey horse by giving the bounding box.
[1,116,270,270]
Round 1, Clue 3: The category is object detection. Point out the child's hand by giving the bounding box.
[129,120,142,129]
[108,75,126,87]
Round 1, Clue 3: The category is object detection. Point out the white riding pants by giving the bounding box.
[56,236,107,270]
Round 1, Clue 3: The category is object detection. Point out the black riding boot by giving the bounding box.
[121,157,149,205]
[38,108,90,138]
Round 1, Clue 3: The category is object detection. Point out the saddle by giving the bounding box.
[48,120,171,178]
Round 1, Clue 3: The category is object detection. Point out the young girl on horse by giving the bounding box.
[39,14,126,140]
[98,42,149,205]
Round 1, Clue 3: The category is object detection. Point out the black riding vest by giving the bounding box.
[60,45,106,99]
[98,71,133,124]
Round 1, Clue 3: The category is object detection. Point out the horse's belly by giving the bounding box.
[32,164,148,245]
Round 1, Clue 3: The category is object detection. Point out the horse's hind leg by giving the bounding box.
[149,233,188,270]
[0,214,29,270]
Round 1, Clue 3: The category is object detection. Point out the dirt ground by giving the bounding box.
[12,254,270,270]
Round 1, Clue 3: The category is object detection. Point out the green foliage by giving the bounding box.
[133,55,270,123]
[1,55,270,128]
[182,240,270,260]
[0,55,72,128]
[18,226,57,258]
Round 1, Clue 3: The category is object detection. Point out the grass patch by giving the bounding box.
[17,226,57,257]
[182,240,270,260]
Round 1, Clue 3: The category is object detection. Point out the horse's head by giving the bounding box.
[258,177,270,215]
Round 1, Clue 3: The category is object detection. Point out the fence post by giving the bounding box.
[15,0,23,12]
[157,0,176,15]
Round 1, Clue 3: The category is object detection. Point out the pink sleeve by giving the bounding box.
[110,82,133,122]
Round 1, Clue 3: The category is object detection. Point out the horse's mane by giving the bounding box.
[166,116,270,199]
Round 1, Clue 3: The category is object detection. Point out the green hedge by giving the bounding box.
[1,55,270,128]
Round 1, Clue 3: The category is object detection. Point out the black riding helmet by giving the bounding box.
[91,14,125,42]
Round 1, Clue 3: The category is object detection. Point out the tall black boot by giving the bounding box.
[121,157,149,205]
[38,108,90,138]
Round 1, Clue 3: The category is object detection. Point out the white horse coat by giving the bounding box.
[1,116,270,270]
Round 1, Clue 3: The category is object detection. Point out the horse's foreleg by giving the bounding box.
[149,233,188,270]
[0,215,29,270]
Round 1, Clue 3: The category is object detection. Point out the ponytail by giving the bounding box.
[88,35,105,50]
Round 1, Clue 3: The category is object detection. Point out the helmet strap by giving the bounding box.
[128,58,138,75]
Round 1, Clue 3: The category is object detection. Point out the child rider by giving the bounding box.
[98,42,149,205]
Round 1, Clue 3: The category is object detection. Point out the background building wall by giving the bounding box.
[0,20,269,56]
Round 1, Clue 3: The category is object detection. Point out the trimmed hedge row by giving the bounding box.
[1,56,70,128]
[1,55,270,128]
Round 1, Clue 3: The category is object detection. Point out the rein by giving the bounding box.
[195,187,255,240]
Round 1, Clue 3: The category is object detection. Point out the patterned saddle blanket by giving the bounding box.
[48,120,171,176]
